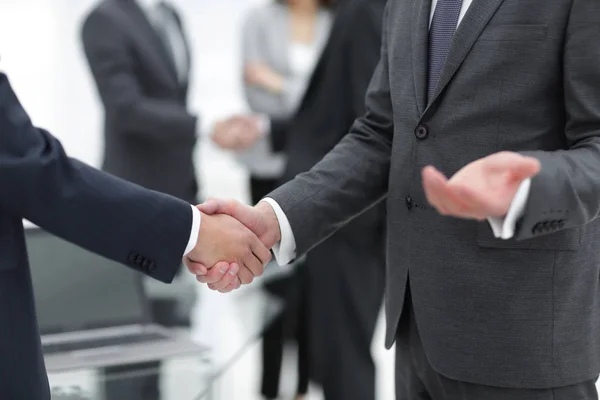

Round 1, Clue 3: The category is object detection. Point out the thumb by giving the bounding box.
[197,198,240,216]
[197,198,226,215]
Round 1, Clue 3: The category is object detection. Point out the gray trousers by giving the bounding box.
[396,286,598,400]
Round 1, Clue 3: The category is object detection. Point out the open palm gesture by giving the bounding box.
[422,152,541,220]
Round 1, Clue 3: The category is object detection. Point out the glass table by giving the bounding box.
[47,287,284,400]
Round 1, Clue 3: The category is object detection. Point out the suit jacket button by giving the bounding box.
[405,196,413,210]
[414,125,429,140]
[147,262,156,272]
[142,259,150,269]
[128,253,138,264]
[558,220,565,228]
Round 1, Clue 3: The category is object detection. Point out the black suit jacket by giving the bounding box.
[81,0,199,203]
[0,72,191,398]
[271,0,387,238]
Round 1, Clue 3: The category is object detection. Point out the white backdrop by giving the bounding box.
[0,2,399,398]
[0,0,265,167]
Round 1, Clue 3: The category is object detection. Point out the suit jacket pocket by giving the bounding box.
[0,217,19,271]
[479,24,548,42]
[476,222,581,251]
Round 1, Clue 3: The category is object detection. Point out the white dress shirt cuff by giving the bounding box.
[487,178,531,239]
[260,198,297,265]
[183,205,201,256]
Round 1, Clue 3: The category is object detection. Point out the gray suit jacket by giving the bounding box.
[81,0,198,203]
[268,0,600,389]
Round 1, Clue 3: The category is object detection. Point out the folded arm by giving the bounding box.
[81,10,197,141]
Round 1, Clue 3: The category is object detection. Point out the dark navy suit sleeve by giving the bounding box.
[0,72,191,283]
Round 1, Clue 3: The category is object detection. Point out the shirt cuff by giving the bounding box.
[183,205,201,256]
[260,198,296,265]
[487,178,531,239]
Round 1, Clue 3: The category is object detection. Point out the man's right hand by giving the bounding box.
[184,212,271,285]
[189,199,282,292]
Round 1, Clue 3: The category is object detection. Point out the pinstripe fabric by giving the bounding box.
[428,0,463,101]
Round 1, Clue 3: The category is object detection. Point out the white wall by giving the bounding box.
[1,3,398,399]
[0,0,265,168]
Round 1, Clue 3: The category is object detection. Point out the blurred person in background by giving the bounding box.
[210,0,387,398]
[80,0,198,399]
[213,1,332,399]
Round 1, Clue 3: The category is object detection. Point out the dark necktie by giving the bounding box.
[428,0,463,102]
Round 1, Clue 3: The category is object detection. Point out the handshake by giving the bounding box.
[183,199,281,293]
[211,115,264,151]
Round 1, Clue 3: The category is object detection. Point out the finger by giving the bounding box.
[219,277,241,293]
[232,134,254,150]
[237,265,254,285]
[243,251,264,279]
[447,185,489,220]
[249,232,271,267]
[209,263,239,291]
[422,166,452,214]
[486,153,540,174]
[197,198,236,216]
[237,131,259,149]
[424,167,472,217]
[197,198,224,215]
[508,157,541,182]
[196,262,229,284]
[183,257,207,275]
[211,130,234,148]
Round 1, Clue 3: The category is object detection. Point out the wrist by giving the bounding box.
[256,201,281,243]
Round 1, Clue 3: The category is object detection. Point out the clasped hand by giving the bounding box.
[183,200,280,293]
[211,115,263,151]
[187,151,541,293]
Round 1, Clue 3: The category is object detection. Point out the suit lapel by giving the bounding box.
[117,0,179,87]
[425,0,506,110]
[411,0,432,115]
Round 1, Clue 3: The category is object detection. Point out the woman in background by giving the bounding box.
[237,0,333,193]
[234,1,332,399]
